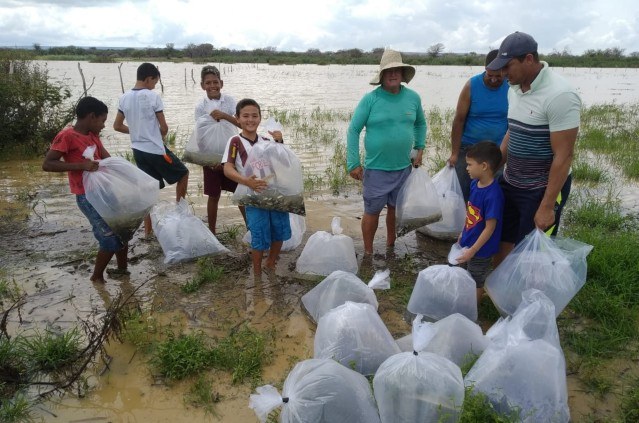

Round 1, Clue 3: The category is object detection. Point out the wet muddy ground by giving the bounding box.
[0,159,634,422]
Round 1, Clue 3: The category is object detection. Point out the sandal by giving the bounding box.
[106,268,131,276]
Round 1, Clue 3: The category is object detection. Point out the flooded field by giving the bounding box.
[1,63,638,422]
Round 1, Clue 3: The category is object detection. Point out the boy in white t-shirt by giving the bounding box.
[113,62,189,236]
[195,65,243,233]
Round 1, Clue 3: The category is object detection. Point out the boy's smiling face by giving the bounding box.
[201,74,223,100]
[237,105,261,135]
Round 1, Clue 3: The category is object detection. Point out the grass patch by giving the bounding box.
[18,327,83,373]
[184,375,220,417]
[571,160,607,184]
[215,224,244,244]
[119,309,159,353]
[0,395,33,423]
[620,377,639,422]
[153,332,211,380]
[182,258,224,294]
[459,386,521,423]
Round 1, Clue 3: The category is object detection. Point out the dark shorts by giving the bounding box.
[133,146,189,189]
[245,206,291,251]
[362,166,412,215]
[500,174,572,245]
[466,256,493,288]
[203,165,238,197]
[76,194,124,252]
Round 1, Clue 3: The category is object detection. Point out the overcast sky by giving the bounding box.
[1,0,638,55]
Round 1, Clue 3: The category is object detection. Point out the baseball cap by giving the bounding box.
[486,31,538,71]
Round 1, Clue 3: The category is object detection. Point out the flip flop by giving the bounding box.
[106,268,131,276]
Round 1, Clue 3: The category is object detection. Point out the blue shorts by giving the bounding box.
[133,146,189,189]
[362,166,412,214]
[245,206,291,251]
[76,194,124,252]
[500,174,571,244]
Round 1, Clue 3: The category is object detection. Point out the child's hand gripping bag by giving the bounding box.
[183,115,238,166]
[295,217,358,276]
[417,165,466,241]
[395,167,442,237]
[83,157,159,242]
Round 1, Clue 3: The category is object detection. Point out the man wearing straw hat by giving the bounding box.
[486,31,581,264]
[347,48,427,255]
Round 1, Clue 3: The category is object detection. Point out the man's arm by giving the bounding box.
[534,127,578,230]
[113,111,129,134]
[448,80,471,166]
[499,130,510,168]
[155,111,169,138]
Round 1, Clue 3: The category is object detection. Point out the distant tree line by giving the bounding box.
[7,42,639,68]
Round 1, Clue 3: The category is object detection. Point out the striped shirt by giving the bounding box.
[504,62,581,189]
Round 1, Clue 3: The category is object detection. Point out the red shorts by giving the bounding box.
[203,165,238,197]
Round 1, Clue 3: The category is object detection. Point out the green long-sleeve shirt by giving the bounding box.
[347,85,427,172]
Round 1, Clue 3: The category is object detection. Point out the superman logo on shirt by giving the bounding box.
[465,203,483,230]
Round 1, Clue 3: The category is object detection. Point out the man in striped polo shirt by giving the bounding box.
[487,31,581,264]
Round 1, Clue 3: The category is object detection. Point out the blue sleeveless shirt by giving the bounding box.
[461,72,509,146]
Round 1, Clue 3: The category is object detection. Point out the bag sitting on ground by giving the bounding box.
[232,140,305,215]
[243,213,306,252]
[395,167,442,237]
[464,339,570,423]
[314,301,400,375]
[183,115,237,166]
[417,165,466,241]
[373,350,464,423]
[301,269,390,323]
[83,156,159,243]
[485,229,593,316]
[486,289,561,349]
[412,313,488,367]
[407,264,477,322]
[295,217,358,275]
[249,359,380,423]
[150,199,229,264]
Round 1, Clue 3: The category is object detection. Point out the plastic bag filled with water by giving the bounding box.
[395,167,442,236]
[418,165,466,241]
[296,217,358,275]
[183,115,238,166]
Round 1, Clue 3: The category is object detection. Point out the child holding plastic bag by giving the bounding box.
[43,97,128,284]
[223,99,291,276]
[453,141,504,306]
[193,65,243,233]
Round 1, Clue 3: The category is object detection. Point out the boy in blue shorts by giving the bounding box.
[455,141,504,306]
[43,96,129,284]
[222,99,291,276]
[195,65,243,233]
[113,62,189,237]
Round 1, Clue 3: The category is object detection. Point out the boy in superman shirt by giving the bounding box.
[455,141,504,306]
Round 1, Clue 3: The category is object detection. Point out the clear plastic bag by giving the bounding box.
[485,229,593,316]
[249,359,380,423]
[464,339,570,423]
[232,140,305,215]
[395,167,442,237]
[412,313,488,367]
[183,115,238,166]
[83,157,159,242]
[407,264,478,322]
[418,166,466,241]
[301,269,390,323]
[296,217,358,275]
[243,213,306,251]
[150,199,229,264]
[373,351,464,423]
[314,301,400,375]
[447,242,468,265]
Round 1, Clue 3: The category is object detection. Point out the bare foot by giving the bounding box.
[90,276,106,284]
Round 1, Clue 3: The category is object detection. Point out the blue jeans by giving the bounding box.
[76,194,124,252]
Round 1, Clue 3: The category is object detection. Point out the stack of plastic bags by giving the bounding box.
[249,359,381,423]
[232,140,305,215]
[313,301,400,375]
[373,314,465,423]
[83,156,159,242]
[407,264,477,322]
[395,167,442,237]
[485,228,593,316]
[301,269,390,323]
[417,165,466,241]
[296,217,358,275]
[150,199,229,264]
[243,213,306,252]
[183,115,238,166]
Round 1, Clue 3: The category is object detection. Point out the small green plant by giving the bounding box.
[571,160,607,184]
[0,395,33,423]
[182,259,224,294]
[184,374,220,417]
[579,359,614,396]
[620,377,639,422]
[119,309,158,353]
[459,386,522,423]
[153,332,211,380]
[18,327,83,373]
[215,224,243,244]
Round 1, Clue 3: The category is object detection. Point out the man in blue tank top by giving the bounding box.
[448,49,509,202]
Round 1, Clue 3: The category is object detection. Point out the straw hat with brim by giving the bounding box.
[370,49,416,85]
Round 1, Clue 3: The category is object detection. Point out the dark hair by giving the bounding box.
[485,49,499,67]
[514,51,539,63]
[236,98,261,116]
[137,62,160,81]
[466,141,502,172]
[201,65,221,82]
[76,96,108,119]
